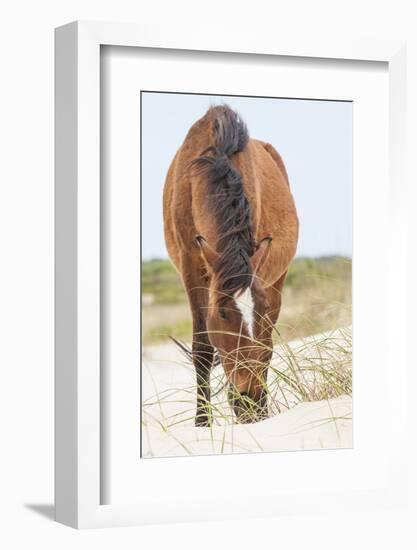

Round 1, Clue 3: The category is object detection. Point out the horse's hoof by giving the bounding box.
[195,416,211,427]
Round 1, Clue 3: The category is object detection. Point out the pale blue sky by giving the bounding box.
[141,92,352,260]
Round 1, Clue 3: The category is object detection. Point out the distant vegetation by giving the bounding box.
[142,256,351,345]
[142,259,185,305]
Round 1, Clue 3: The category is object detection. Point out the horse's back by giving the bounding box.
[163,112,215,272]
[162,151,181,271]
[163,113,298,286]
[233,138,298,285]
[163,145,202,275]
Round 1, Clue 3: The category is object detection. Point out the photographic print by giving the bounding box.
[141,92,352,458]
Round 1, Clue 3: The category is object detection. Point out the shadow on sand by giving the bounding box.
[24,503,55,521]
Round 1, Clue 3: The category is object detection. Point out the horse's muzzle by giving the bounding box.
[231,390,269,424]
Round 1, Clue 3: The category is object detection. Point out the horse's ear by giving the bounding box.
[195,235,219,270]
[252,236,272,273]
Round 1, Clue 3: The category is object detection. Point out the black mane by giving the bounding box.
[192,105,256,304]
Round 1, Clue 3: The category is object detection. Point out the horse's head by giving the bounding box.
[196,235,273,423]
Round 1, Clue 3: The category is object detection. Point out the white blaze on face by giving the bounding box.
[234,287,255,339]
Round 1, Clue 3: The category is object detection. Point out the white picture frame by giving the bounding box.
[55,21,407,528]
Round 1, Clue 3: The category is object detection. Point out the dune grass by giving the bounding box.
[141,324,352,434]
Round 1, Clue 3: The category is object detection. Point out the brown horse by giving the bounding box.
[163,105,298,426]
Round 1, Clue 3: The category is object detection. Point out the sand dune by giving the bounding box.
[142,328,352,458]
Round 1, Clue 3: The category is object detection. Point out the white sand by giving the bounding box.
[142,328,352,458]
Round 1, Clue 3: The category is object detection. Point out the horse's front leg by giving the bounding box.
[257,271,287,417]
[182,263,214,427]
[192,316,214,427]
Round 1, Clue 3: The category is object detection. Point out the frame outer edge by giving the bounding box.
[54,19,408,528]
[387,44,408,497]
[76,20,101,528]
[55,21,79,528]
